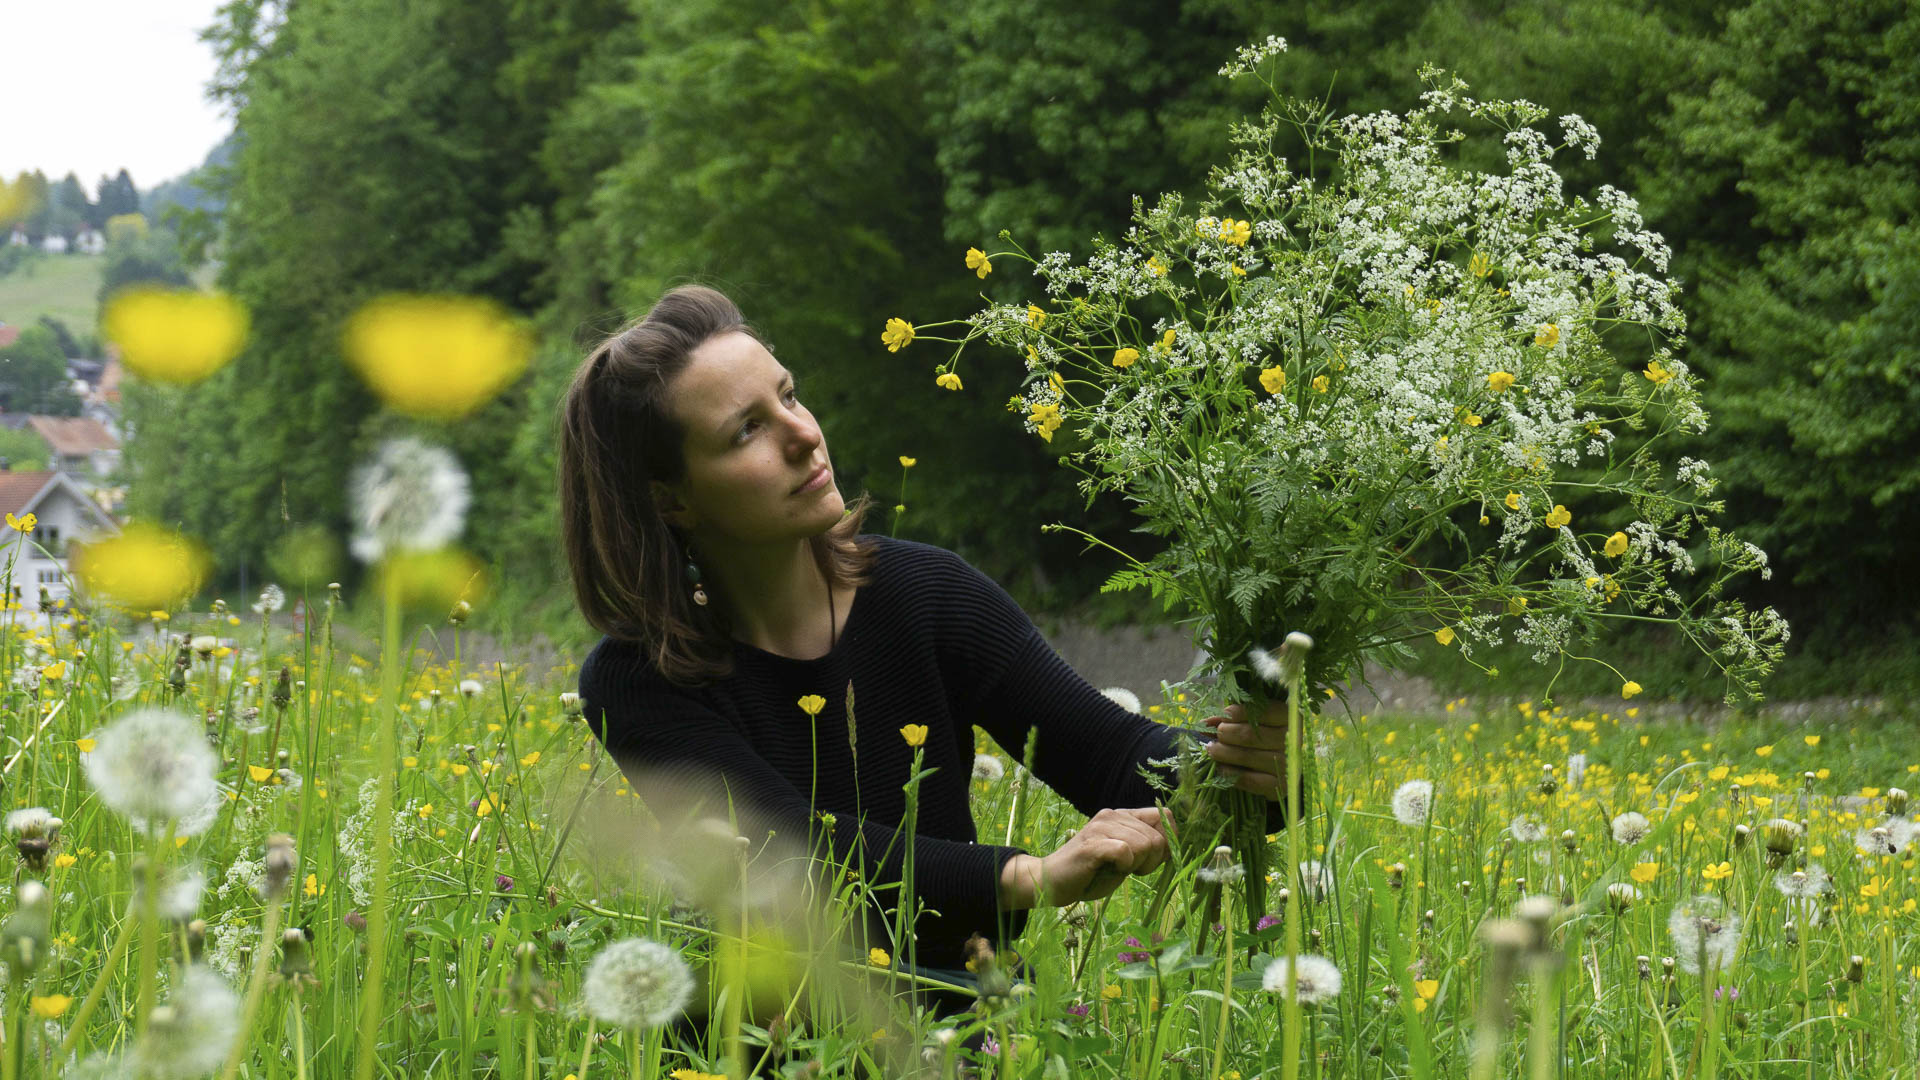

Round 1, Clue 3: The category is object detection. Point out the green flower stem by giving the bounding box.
[133,822,171,1040]
[1210,889,1235,1080]
[575,1017,596,1080]
[352,570,404,1080]
[216,892,285,1080]
[1281,667,1305,1080]
[56,902,138,1058]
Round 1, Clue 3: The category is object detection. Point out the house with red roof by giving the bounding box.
[0,464,119,606]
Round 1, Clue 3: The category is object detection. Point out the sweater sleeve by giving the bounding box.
[936,552,1288,834]
[578,648,1030,964]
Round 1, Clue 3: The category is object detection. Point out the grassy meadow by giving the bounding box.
[1,581,1915,1080]
[0,255,107,332]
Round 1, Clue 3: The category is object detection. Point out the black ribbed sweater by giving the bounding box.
[576,534,1269,967]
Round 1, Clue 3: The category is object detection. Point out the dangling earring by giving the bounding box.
[684,544,709,607]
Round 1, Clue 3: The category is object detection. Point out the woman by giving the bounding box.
[558,284,1290,984]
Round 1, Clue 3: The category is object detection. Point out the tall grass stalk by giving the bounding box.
[352,572,404,1080]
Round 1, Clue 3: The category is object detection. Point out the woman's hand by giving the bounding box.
[1200,701,1289,801]
[999,807,1172,908]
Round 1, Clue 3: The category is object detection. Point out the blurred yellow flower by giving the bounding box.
[900,724,928,748]
[881,318,915,352]
[1701,861,1733,882]
[1463,413,1482,426]
[343,294,532,420]
[1102,983,1123,999]
[1804,735,1820,746]
[1534,324,1560,347]
[1468,252,1492,278]
[53,853,77,869]
[29,995,73,1020]
[1621,681,1642,699]
[1504,491,1521,510]
[1259,366,1287,395]
[520,751,541,767]
[1112,347,1139,369]
[1028,401,1063,442]
[72,522,211,611]
[1755,744,1774,757]
[1629,862,1658,883]
[0,177,40,223]
[103,287,250,384]
[248,765,272,783]
[377,547,487,614]
[868,947,891,967]
[1312,375,1329,394]
[935,372,963,391]
[6,512,35,533]
[898,456,917,468]
[76,738,96,753]
[1604,532,1629,558]
[1544,505,1571,529]
[1026,304,1047,328]
[40,660,65,680]
[1487,371,1516,393]
[1643,360,1674,386]
[304,873,324,897]
[965,247,993,278]
[1434,627,1455,646]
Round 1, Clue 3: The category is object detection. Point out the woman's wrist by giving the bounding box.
[998,853,1040,910]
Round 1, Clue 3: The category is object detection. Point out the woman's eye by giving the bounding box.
[734,387,799,443]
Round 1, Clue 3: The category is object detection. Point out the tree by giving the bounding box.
[96,169,140,222]
[0,325,80,415]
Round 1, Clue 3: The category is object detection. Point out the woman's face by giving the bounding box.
[651,330,844,546]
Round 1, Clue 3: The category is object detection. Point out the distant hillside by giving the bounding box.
[0,253,107,332]
[144,132,236,223]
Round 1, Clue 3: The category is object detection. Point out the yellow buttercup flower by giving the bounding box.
[29,995,73,1020]
[1487,371,1516,393]
[868,947,891,967]
[935,372,963,391]
[6,511,35,534]
[1112,347,1139,369]
[1534,324,1560,347]
[1504,491,1521,510]
[1701,861,1733,882]
[797,694,826,717]
[1468,252,1492,278]
[76,738,96,753]
[1643,360,1674,386]
[1259,366,1287,395]
[1028,402,1063,442]
[304,874,323,897]
[1463,413,1482,427]
[1621,681,1642,699]
[898,456,917,468]
[1755,744,1774,757]
[1603,532,1629,558]
[54,853,77,869]
[965,247,993,278]
[1026,304,1047,328]
[40,660,65,680]
[103,287,250,384]
[1146,256,1167,278]
[72,522,211,611]
[899,724,928,748]
[248,765,272,783]
[881,318,915,352]
[1153,327,1177,352]
[1434,627,1455,646]
[1629,862,1659,884]
[1312,375,1329,394]
[1543,505,1571,529]
[1219,218,1251,246]
[1804,735,1820,746]
[343,294,532,420]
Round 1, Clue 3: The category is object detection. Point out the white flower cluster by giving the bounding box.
[937,59,1785,703]
[1218,35,1289,78]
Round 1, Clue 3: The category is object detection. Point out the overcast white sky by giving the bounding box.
[1,0,231,192]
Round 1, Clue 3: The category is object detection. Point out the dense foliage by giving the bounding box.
[115,0,1919,694]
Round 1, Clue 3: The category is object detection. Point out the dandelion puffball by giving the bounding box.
[971,753,1006,783]
[580,938,695,1029]
[1667,894,1742,975]
[83,708,220,834]
[348,436,471,564]
[1509,815,1547,844]
[134,965,241,1078]
[1391,780,1434,825]
[1610,811,1651,845]
[1261,954,1342,1003]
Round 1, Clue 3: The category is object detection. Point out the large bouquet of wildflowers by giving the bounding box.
[910,53,1787,714]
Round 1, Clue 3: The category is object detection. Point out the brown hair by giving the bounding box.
[559,285,875,685]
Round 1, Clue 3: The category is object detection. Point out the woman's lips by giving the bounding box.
[794,465,831,493]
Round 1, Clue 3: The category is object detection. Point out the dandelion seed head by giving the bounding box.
[1610,811,1650,845]
[5,807,59,838]
[1261,953,1342,1003]
[348,436,470,564]
[971,754,1006,783]
[83,708,220,834]
[1774,863,1829,900]
[135,965,240,1078]
[1667,894,1741,975]
[1297,859,1333,901]
[1391,780,1434,825]
[581,938,695,1029]
[1198,845,1245,885]
[1509,815,1547,844]
[252,584,285,615]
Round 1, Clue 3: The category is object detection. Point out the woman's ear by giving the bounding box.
[650,480,697,529]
